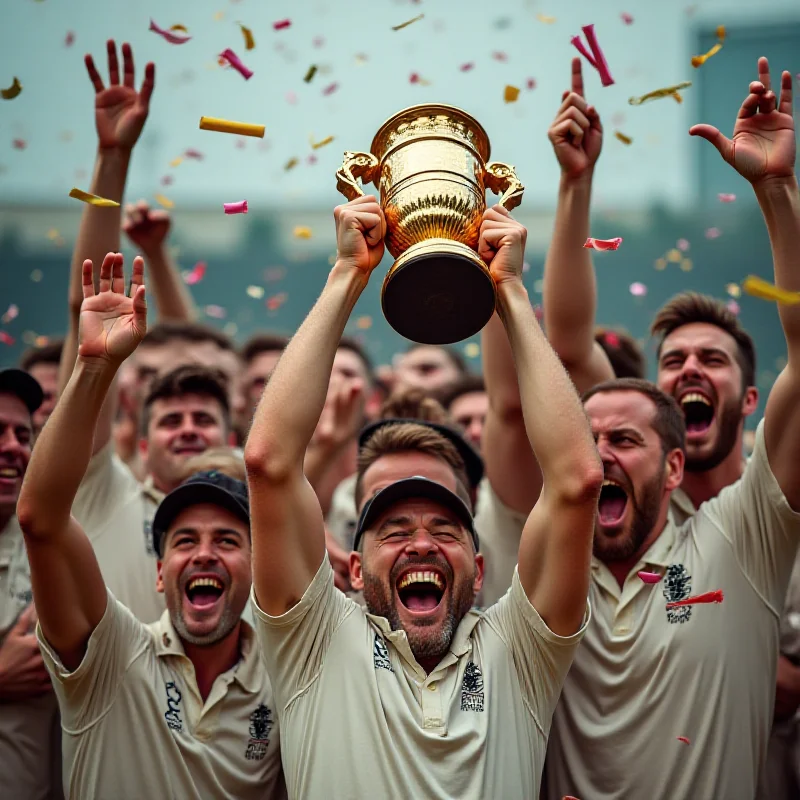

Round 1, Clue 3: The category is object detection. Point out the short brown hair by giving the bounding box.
[19,338,64,371]
[177,446,246,483]
[141,321,234,352]
[582,377,686,454]
[595,328,646,379]
[141,365,230,436]
[379,387,454,426]
[355,422,471,509]
[406,343,467,374]
[240,333,289,365]
[651,293,756,389]
[436,374,486,410]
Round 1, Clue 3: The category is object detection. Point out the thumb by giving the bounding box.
[689,124,733,161]
[132,285,148,331]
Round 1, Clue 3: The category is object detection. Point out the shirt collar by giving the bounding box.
[141,474,166,504]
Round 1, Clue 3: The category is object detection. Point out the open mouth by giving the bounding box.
[598,479,628,526]
[173,444,206,456]
[185,576,224,609]
[680,392,714,437]
[396,570,446,614]
[0,466,21,480]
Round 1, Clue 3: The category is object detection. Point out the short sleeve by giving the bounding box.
[702,420,800,614]
[482,567,590,730]
[474,478,527,609]
[37,590,150,732]
[250,557,355,710]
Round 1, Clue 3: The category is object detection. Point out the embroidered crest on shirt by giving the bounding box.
[460,660,485,712]
[245,703,273,761]
[373,634,393,672]
[663,563,692,624]
[164,681,183,732]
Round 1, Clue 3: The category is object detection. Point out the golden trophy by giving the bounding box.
[336,104,524,344]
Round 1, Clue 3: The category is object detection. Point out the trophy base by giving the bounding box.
[381,239,497,345]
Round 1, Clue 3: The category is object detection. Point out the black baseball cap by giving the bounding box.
[358,418,484,489]
[0,369,43,413]
[353,476,479,552]
[152,470,250,557]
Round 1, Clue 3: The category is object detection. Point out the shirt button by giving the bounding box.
[428,683,437,692]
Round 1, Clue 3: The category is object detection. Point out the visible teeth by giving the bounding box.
[681,392,711,407]
[602,479,622,488]
[0,468,19,478]
[397,571,444,591]
[188,577,223,592]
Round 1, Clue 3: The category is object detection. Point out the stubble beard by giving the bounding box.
[684,394,743,473]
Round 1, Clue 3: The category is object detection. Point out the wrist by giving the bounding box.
[75,354,122,382]
[559,170,594,192]
[495,278,530,318]
[329,262,370,295]
[753,174,799,200]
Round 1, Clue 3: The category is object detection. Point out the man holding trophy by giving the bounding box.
[245,105,603,798]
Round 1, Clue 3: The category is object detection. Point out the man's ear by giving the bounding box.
[741,386,759,418]
[473,553,485,596]
[156,560,165,594]
[349,551,364,591]
[665,447,685,492]
[138,436,149,462]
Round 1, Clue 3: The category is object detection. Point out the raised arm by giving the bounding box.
[245,196,385,615]
[17,254,148,671]
[57,41,154,456]
[479,206,603,635]
[692,58,800,510]
[542,58,614,393]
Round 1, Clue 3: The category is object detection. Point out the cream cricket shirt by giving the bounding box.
[38,590,286,800]
[543,421,800,800]
[71,442,165,623]
[0,516,62,800]
[252,557,588,800]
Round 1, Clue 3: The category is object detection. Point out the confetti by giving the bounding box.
[680,259,693,272]
[285,157,299,171]
[629,82,692,105]
[267,292,288,311]
[311,135,334,150]
[614,131,633,145]
[204,304,227,319]
[621,12,634,24]
[273,19,291,31]
[630,282,647,297]
[677,238,690,251]
[170,156,183,168]
[293,226,312,239]
[184,149,204,160]
[170,24,189,33]
[154,193,174,209]
[313,36,325,48]
[265,267,286,282]
[638,570,662,584]
[743,276,800,305]
[223,200,248,215]
[46,228,60,241]
[654,258,667,271]
[12,139,26,150]
[504,85,521,103]
[239,23,255,50]
[464,343,481,358]
[677,737,691,745]
[492,51,508,62]
[219,49,253,80]
[393,13,424,31]
[356,316,373,330]
[304,64,318,83]
[705,227,721,239]
[0,332,15,346]
[726,300,740,315]
[602,332,620,347]
[246,285,265,299]
[199,116,265,138]
[536,14,557,24]
[2,304,19,324]
[1,77,22,100]
[571,24,614,87]
[460,63,475,72]
[307,154,318,165]
[691,25,725,68]
[149,19,192,45]
[725,283,741,298]
[667,249,682,263]
[410,73,432,86]
[30,270,43,282]
[718,193,736,203]
[65,31,75,47]
[161,175,173,186]
[666,589,724,609]
[69,188,120,207]
[286,91,298,105]
[322,82,339,96]
[184,262,206,285]
[526,78,537,89]
[584,237,623,251]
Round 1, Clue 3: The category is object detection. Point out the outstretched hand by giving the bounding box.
[478,205,528,286]
[333,195,386,277]
[123,200,171,255]
[85,40,155,152]
[78,252,147,365]
[690,57,795,185]
[548,58,603,179]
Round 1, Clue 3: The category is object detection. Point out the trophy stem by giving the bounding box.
[381,239,497,345]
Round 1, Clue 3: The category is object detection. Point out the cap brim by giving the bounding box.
[354,476,478,552]
[0,369,43,413]
[152,481,250,557]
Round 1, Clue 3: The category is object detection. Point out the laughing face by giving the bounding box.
[657,323,757,472]
[0,393,32,523]
[350,495,483,671]
[585,390,683,566]
[156,503,251,647]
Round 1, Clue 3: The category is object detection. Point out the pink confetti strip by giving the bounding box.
[630,282,647,297]
[705,227,722,239]
[666,589,723,609]
[677,238,690,251]
[718,193,736,203]
[572,24,614,86]
[149,19,192,45]
[584,237,623,251]
[526,77,537,89]
[273,19,291,31]
[3,304,19,323]
[726,300,740,315]
[621,12,634,24]
[322,82,339,96]
[0,331,15,345]
[224,200,248,215]
[184,262,206,285]
[492,51,508,62]
[219,49,253,80]
[65,31,75,47]
[638,570,662,584]
[460,62,475,72]
[204,304,227,319]
[603,331,620,347]
[184,149,204,160]
[677,736,691,745]
[570,36,598,68]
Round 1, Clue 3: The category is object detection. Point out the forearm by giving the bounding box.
[145,246,198,321]
[497,280,600,488]
[482,312,521,417]
[246,266,366,477]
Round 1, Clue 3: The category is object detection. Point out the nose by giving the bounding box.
[467,418,482,445]
[679,354,703,381]
[0,427,25,457]
[404,528,439,557]
[191,538,218,564]
[596,438,616,466]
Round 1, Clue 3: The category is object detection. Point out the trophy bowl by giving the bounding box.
[336,104,524,345]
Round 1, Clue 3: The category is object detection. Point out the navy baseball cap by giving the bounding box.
[358,418,484,489]
[152,470,250,557]
[0,369,43,414]
[353,476,479,552]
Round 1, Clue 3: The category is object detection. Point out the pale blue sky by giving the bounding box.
[2,0,798,212]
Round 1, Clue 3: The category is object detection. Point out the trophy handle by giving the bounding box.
[484,161,524,211]
[336,151,380,201]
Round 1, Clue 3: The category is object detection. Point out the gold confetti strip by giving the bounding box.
[170,24,189,33]
[742,275,800,305]
[199,116,265,138]
[154,193,174,209]
[239,23,255,50]
[691,25,725,68]
[536,13,557,24]
[629,82,692,106]
[170,156,183,167]
[213,11,224,21]
[392,13,424,31]
[246,285,265,299]
[285,157,299,171]
[680,258,693,272]
[666,248,682,263]
[464,342,481,358]
[1,77,22,100]
[504,85,520,103]
[293,226,312,239]
[310,135,334,150]
[614,130,633,145]
[68,188,120,207]
[654,258,667,271]
[304,65,318,83]
[725,283,741,298]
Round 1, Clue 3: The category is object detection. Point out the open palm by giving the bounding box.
[690,57,795,184]
[86,40,155,151]
[78,253,147,364]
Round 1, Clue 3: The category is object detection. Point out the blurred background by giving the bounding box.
[1,0,798,421]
